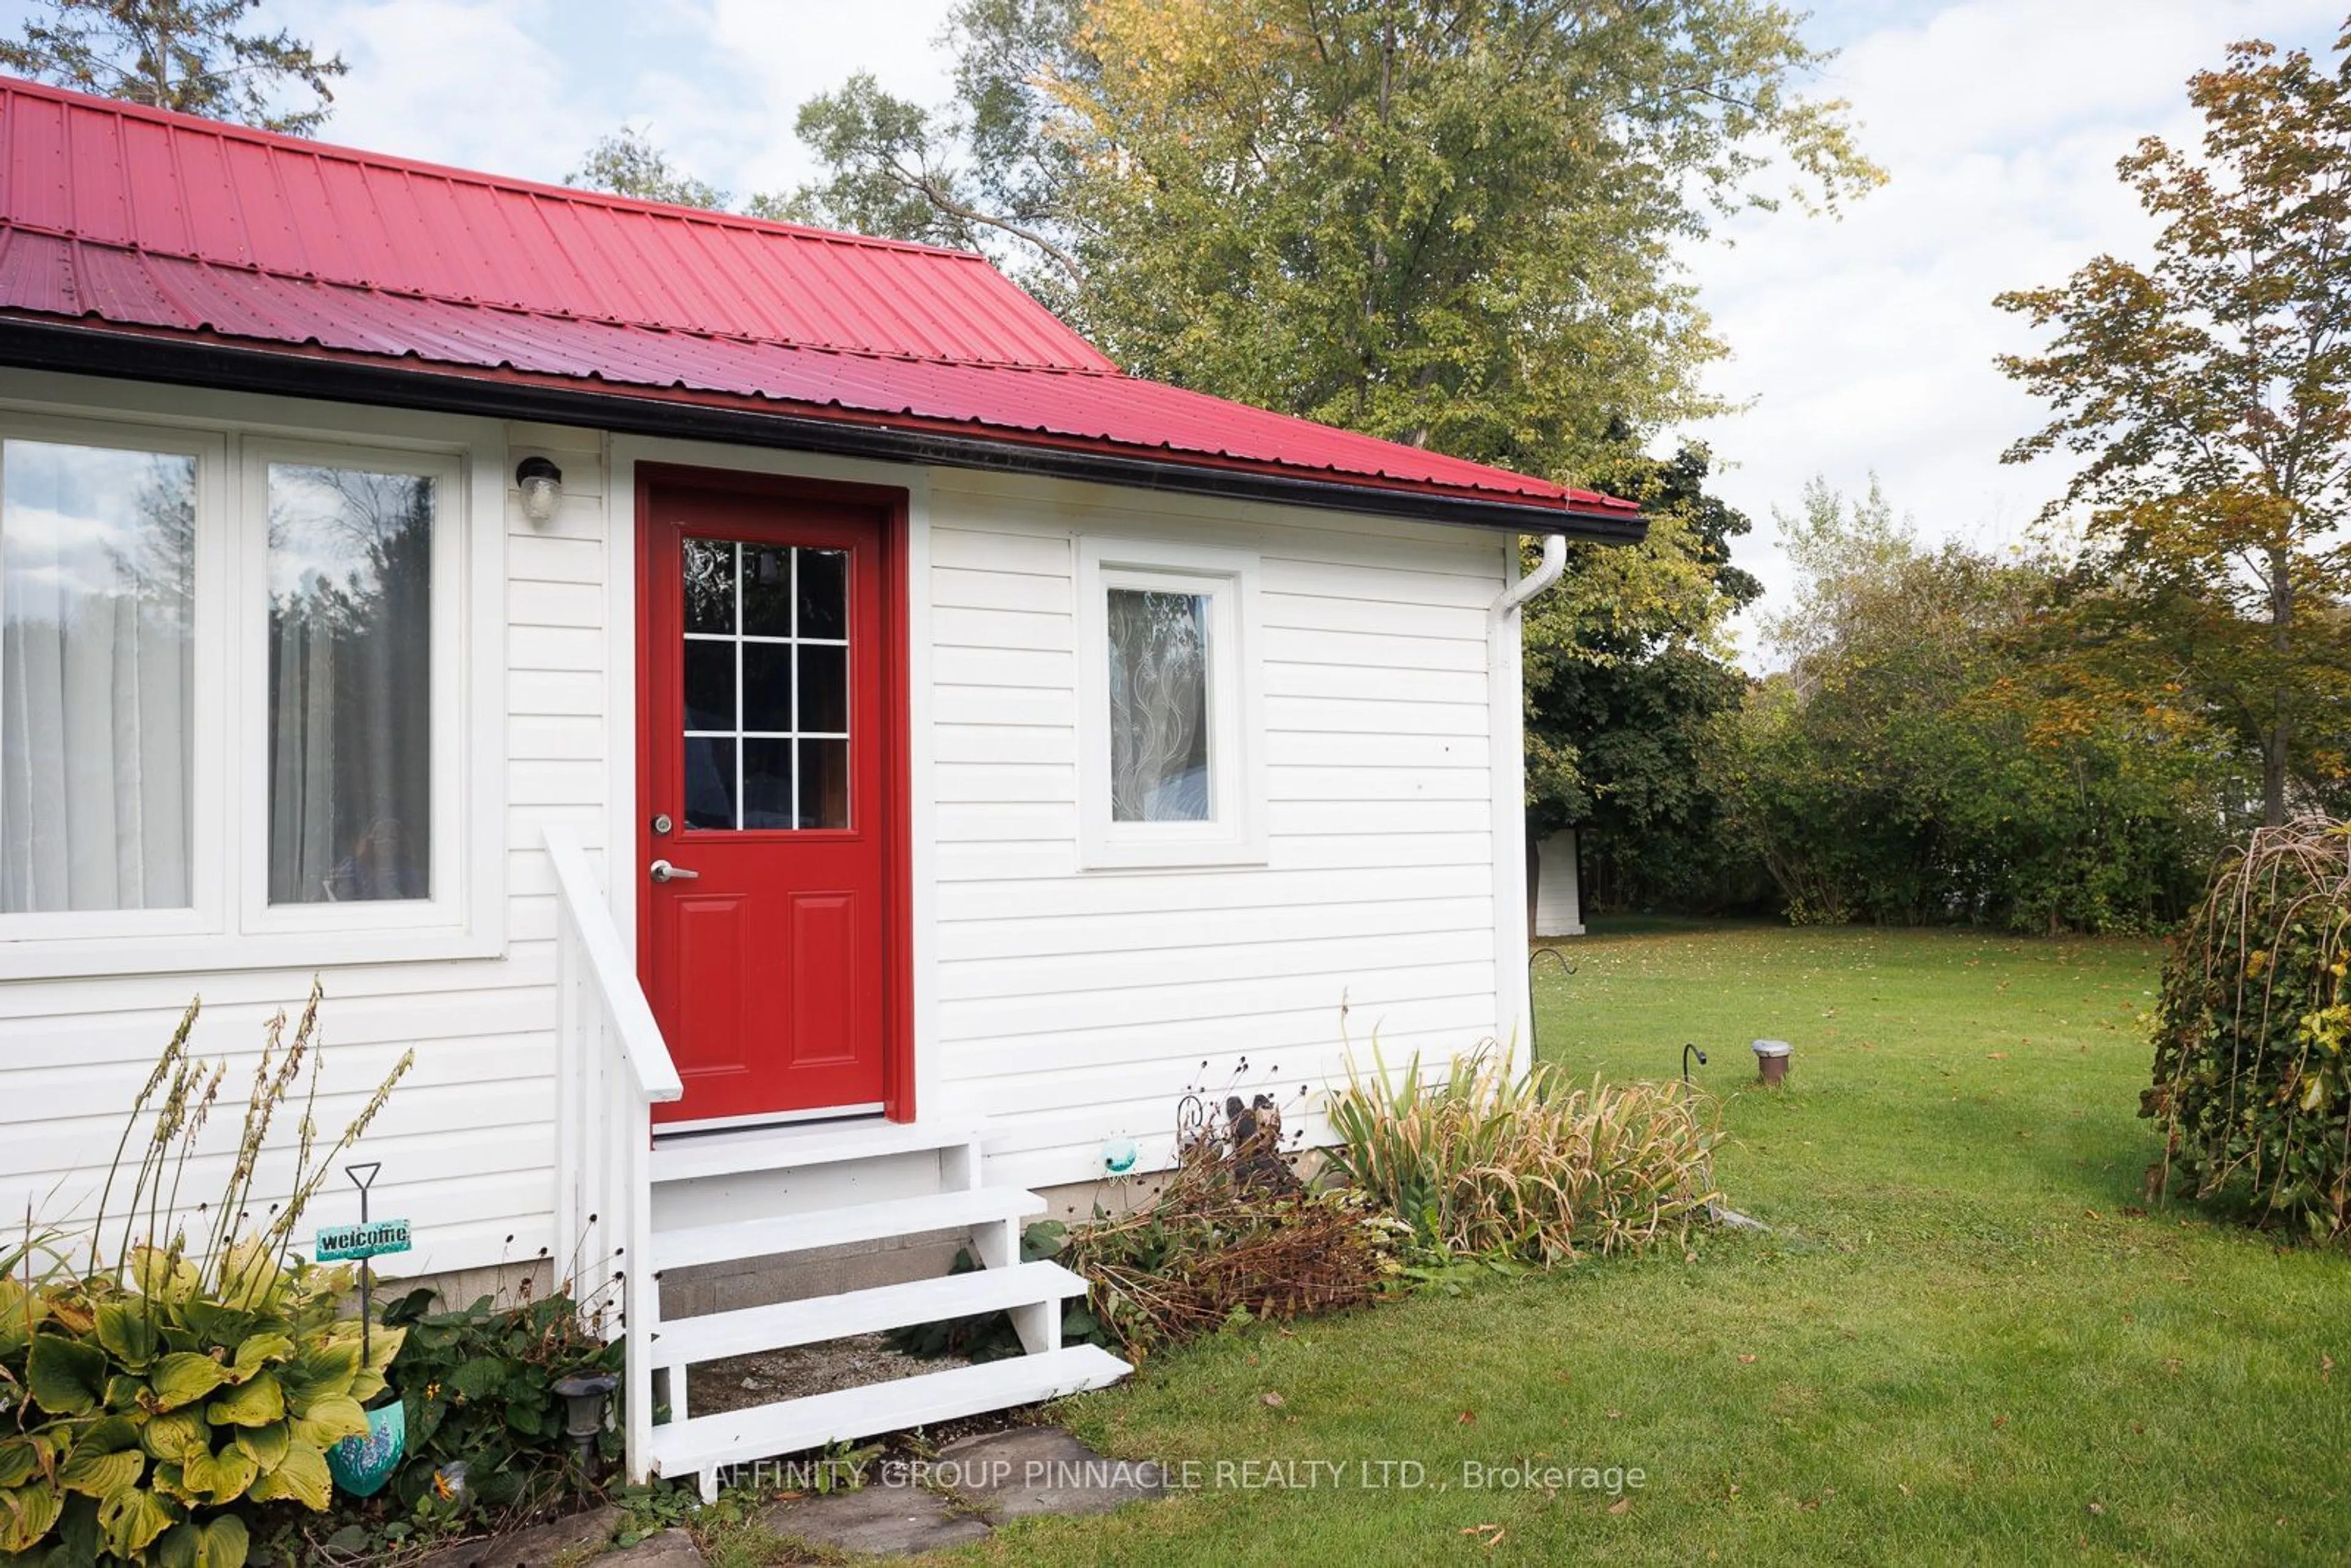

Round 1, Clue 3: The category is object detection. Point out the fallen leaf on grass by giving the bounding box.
[1992,1416,2009,1430]
[1989,1052,2008,1060]
[1606,1409,1622,1420]
[1898,1484,1913,1498]
[1457,1410,1477,1425]
[2323,1354,2334,1385]
[1738,1354,1758,1365]
[1607,1498,1632,1515]
[2088,1502,2105,1516]
[1261,1392,1285,1409]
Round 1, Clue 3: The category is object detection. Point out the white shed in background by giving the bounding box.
[1532,827,1586,937]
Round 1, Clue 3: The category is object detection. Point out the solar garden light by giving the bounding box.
[553,1372,618,1471]
[1752,1039,1793,1087]
[516,456,564,527]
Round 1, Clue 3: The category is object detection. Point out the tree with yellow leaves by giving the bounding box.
[1998,24,2351,827]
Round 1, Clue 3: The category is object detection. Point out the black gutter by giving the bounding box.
[0,317,1645,543]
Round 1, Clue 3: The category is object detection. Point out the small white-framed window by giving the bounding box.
[1075,536,1266,869]
[0,400,501,977]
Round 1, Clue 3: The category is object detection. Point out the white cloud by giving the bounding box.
[636,0,962,202]
[293,0,960,201]
[1681,0,2346,665]
[303,1,595,184]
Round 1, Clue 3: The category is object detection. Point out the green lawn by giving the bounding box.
[954,922,2349,1566]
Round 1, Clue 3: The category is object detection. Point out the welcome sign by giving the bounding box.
[315,1218,412,1261]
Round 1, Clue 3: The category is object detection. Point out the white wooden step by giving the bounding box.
[647,1344,1131,1485]
[651,1187,1046,1273]
[650,1119,981,1184]
[650,1261,1090,1369]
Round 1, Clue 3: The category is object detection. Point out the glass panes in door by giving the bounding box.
[680,539,850,830]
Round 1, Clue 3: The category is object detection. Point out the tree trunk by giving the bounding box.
[2264,723,2290,827]
[2266,543,2293,827]
[1524,829,1540,943]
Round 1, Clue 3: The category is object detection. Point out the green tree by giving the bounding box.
[566,126,732,209]
[1715,479,2237,933]
[790,0,1881,479]
[0,0,345,134]
[1997,24,2351,826]
[1523,444,1760,912]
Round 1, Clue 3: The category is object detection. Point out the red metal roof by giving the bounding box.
[0,77,1635,523]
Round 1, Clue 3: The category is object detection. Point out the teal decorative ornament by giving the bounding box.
[328,1400,405,1498]
[1102,1135,1139,1174]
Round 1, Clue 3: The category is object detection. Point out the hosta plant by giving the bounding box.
[0,983,411,1563]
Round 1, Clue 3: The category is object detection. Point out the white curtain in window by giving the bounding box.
[1107,588,1212,822]
[0,441,195,913]
[266,465,434,904]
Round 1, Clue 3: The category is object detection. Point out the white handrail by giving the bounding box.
[545,824,680,1484]
[545,828,683,1102]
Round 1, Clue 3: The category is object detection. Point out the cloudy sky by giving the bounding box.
[11,0,2342,661]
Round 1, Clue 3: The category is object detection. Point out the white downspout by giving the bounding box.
[1489,530,1569,1085]
[1493,531,1569,617]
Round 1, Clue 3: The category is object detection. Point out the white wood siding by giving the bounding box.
[1,384,1521,1274]
[920,473,1511,1190]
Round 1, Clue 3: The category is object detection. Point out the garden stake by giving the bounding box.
[347,1161,381,1367]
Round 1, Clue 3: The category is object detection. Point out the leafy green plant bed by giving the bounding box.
[1,987,410,1565]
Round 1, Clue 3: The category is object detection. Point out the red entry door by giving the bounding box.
[639,473,897,1124]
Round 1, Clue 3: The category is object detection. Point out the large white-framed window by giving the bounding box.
[238,441,465,937]
[0,399,502,977]
[0,416,231,938]
[1075,536,1266,869]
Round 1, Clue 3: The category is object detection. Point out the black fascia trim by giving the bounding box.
[0,318,1646,542]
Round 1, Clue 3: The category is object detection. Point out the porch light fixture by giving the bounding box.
[516,456,564,527]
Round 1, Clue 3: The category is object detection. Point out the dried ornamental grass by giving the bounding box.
[2144,817,2351,1237]
[1324,1043,1720,1264]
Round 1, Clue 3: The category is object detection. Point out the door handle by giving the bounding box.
[649,859,700,883]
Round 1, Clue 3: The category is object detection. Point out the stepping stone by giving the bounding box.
[418,1504,622,1566]
[934,1426,1167,1520]
[759,1485,990,1558]
[603,1528,706,1565]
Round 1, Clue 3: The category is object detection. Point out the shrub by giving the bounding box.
[1062,1180,1399,1359]
[377,1282,622,1517]
[2144,818,2351,1238]
[0,986,409,1564]
[1324,1045,1719,1264]
[894,1090,1397,1362]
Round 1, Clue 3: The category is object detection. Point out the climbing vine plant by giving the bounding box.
[2144,819,2351,1237]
